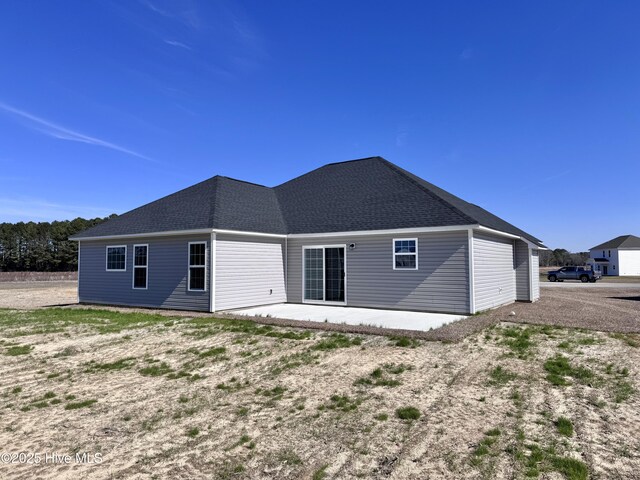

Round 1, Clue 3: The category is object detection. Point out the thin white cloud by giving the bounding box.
[139,0,201,30]
[139,0,171,17]
[164,39,192,50]
[0,197,114,222]
[0,102,154,162]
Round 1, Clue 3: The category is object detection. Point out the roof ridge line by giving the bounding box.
[377,159,478,225]
[218,175,272,188]
[274,156,383,189]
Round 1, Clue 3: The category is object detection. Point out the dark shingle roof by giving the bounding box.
[274,158,474,234]
[381,160,545,245]
[71,176,286,238]
[71,156,544,247]
[591,235,640,250]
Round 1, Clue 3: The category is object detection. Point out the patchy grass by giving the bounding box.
[395,406,420,421]
[470,428,502,466]
[139,362,173,377]
[186,316,313,341]
[550,456,589,480]
[197,346,227,358]
[311,333,362,351]
[312,464,329,480]
[543,355,594,386]
[0,308,175,335]
[319,395,362,413]
[613,381,634,403]
[354,363,412,388]
[276,449,303,466]
[64,399,97,410]
[488,365,517,386]
[5,344,32,356]
[85,357,136,372]
[555,416,574,437]
[270,350,320,375]
[500,326,536,358]
[609,333,639,348]
[258,385,287,400]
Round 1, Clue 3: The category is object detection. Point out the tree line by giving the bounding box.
[1,215,590,271]
[539,248,590,267]
[0,216,115,272]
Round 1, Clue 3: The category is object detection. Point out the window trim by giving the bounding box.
[132,244,148,290]
[188,241,207,292]
[392,238,418,270]
[105,245,127,272]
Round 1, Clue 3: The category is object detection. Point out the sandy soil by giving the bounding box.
[0,281,77,309]
[0,307,638,479]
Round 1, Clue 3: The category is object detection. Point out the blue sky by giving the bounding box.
[1,1,638,251]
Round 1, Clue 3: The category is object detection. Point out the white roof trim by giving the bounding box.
[474,225,547,250]
[475,225,520,239]
[212,229,286,239]
[71,228,287,241]
[287,224,479,239]
[71,229,214,241]
[70,223,546,247]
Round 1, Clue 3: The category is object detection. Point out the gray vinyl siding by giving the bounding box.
[531,249,540,301]
[78,235,210,311]
[287,231,470,314]
[473,232,516,311]
[215,234,286,311]
[514,240,531,301]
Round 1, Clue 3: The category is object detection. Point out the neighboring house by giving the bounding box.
[587,235,640,276]
[70,157,546,315]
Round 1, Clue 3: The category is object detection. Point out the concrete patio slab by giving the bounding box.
[230,303,467,332]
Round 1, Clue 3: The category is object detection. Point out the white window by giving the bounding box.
[393,238,418,270]
[132,244,148,289]
[106,246,126,271]
[188,242,207,291]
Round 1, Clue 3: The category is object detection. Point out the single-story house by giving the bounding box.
[70,157,546,315]
[587,235,640,276]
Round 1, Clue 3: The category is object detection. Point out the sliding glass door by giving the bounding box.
[303,246,346,304]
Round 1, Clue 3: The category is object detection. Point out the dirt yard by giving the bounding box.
[0,289,639,479]
[0,281,77,309]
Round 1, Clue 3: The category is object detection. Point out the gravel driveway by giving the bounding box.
[542,281,640,289]
[485,285,640,334]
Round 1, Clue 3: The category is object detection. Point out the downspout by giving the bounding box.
[77,241,81,304]
[284,236,288,302]
[528,246,534,302]
[468,229,476,314]
[210,232,216,313]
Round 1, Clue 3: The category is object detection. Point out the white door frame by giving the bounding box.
[302,245,347,305]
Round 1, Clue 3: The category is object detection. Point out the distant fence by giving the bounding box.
[0,272,78,282]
